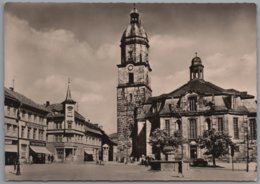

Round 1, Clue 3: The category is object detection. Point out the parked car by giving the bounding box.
[190,158,208,167]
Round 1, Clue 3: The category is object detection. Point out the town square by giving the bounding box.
[3,3,257,181]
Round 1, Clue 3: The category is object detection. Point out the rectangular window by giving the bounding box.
[56,122,62,129]
[13,108,17,115]
[189,97,197,111]
[189,119,197,139]
[129,73,134,84]
[27,128,31,139]
[21,111,25,119]
[21,126,25,138]
[7,124,11,132]
[34,115,37,122]
[28,113,32,121]
[165,119,170,135]
[249,119,257,140]
[13,125,17,134]
[218,117,224,133]
[33,128,37,139]
[129,93,133,102]
[56,135,62,142]
[233,117,239,139]
[7,106,11,115]
[38,130,42,140]
[68,121,72,129]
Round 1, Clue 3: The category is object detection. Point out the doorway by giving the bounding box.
[190,145,197,159]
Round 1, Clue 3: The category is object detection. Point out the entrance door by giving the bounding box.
[190,145,197,159]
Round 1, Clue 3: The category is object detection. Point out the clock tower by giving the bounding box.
[63,79,76,130]
[117,6,152,159]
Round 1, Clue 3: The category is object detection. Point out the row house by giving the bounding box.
[4,87,50,165]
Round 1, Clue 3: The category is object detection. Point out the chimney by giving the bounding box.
[9,87,14,91]
[94,123,99,127]
[99,125,103,129]
[46,101,50,107]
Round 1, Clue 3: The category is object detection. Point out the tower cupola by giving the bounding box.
[120,5,150,68]
[130,6,140,24]
[190,52,204,80]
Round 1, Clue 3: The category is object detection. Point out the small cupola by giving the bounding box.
[190,52,204,80]
[130,4,140,24]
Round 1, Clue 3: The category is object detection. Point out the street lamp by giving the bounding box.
[16,106,21,175]
[244,125,249,172]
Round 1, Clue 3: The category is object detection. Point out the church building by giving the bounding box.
[117,6,257,162]
[137,54,257,161]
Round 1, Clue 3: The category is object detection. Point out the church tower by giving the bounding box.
[117,5,152,159]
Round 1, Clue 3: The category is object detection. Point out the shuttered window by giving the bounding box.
[249,119,257,140]
[165,119,170,135]
[233,117,239,139]
[218,117,224,134]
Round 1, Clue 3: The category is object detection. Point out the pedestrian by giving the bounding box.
[13,157,17,171]
[51,155,54,163]
[29,155,33,164]
[48,155,51,164]
[178,160,184,177]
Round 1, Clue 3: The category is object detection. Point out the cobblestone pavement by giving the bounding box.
[5,161,257,181]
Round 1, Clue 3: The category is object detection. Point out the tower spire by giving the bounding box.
[64,77,76,103]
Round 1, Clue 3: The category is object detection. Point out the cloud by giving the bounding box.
[4,12,119,134]
[4,5,256,135]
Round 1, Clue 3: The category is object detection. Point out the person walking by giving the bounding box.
[13,157,17,171]
[178,160,184,177]
[48,155,51,164]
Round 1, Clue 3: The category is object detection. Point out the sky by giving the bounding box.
[4,3,256,134]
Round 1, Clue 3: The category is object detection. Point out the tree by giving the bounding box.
[149,128,185,160]
[197,128,234,166]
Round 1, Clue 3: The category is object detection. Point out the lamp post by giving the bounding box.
[246,132,249,172]
[244,125,249,172]
[16,106,21,175]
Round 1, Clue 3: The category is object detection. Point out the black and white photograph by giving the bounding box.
[3,2,257,181]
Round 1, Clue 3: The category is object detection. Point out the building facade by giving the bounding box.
[117,6,152,160]
[46,83,102,163]
[4,87,50,165]
[137,55,257,161]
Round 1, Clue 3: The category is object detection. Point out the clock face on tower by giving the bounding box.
[67,106,73,111]
[128,65,133,71]
[67,105,73,117]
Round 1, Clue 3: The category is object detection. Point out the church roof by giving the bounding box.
[146,79,254,103]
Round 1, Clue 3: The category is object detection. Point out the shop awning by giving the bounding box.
[30,146,52,154]
[5,145,17,152]
[84,150,93,155]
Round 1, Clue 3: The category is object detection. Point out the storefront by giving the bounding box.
[5,144,17,165]
[29,141,52,164]
[84,149,94,161]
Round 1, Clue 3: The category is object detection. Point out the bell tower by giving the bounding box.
[190,52,204,80]
[117,5,152,159]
